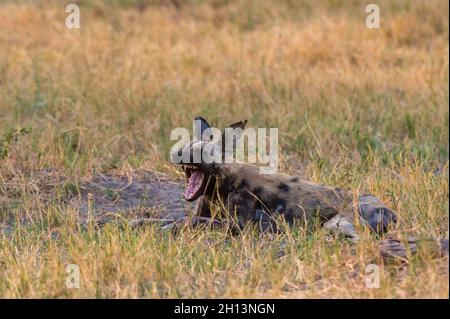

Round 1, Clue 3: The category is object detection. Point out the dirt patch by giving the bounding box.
[76,170,193,224]
[0,169,194,234]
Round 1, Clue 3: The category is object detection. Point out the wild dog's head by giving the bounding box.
[170,117,247,201]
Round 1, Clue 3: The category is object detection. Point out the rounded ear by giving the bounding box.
[221,119,248,154]
[193,116,211,140]
[229,120,247,131]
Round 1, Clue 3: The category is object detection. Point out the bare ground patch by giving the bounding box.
[0,169,193,233]
[76,170,192,225]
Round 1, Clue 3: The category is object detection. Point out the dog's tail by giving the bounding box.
[378,235,449,260]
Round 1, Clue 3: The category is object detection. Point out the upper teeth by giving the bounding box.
[181,164,197,170]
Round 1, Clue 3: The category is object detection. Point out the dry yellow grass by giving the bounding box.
[0,0,448,298]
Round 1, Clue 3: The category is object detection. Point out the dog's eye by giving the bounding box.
[203,134,213,141]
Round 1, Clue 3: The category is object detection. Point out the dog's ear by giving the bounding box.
[193,116,211,140]
[229,120,247,131]
[221,119,248,153]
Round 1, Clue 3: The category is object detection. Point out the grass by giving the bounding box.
[0,0,448,298]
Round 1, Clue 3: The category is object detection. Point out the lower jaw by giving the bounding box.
[185,196,198,202]
[184,171,211,201]
[184,190,203,202]
[184,181,205,201]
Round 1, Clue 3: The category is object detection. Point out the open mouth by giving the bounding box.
[180,164,205,201]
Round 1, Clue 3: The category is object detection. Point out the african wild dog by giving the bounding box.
[170,117,398,241]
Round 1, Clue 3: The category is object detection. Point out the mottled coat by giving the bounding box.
[172,117,397,239]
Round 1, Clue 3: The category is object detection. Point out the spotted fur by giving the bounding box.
[171,117,398,239]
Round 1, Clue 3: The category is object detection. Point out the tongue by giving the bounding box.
[185,170,204,200]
